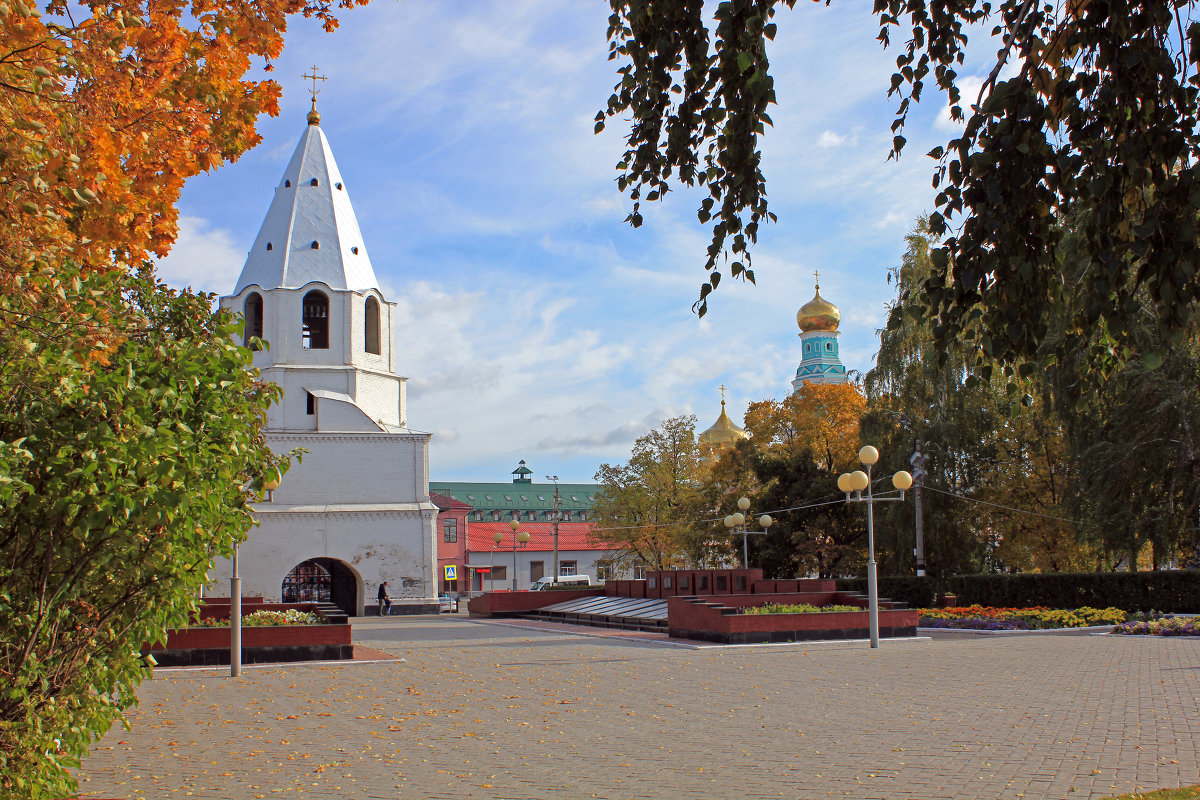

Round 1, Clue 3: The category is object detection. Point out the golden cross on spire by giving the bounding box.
[302,66,327,103]
[719,384,727,405]
[302,66,326,124]
[814,269,821,288]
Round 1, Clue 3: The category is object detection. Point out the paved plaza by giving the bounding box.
[76,617,1200,800]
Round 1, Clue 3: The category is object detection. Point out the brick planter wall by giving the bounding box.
[467,589,605,618]
[143,601,353,667]
[146,624,352,667]
[667,596,919,644]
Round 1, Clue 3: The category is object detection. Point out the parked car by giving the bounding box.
[530,575,594,591]
[438,593,459,613]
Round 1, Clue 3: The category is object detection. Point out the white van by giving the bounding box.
[530,575,594,591]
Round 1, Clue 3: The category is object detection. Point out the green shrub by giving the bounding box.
[946,571,1200,612]
[836,576,936,608]
[837,572,1200,612]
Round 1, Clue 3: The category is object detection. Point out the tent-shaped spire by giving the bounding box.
[234,118,380,293]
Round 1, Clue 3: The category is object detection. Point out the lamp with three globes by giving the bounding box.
[836,446,912,649]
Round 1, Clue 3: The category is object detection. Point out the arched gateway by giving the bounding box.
[282,558,360,616]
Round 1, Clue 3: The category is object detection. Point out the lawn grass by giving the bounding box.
[1102,786,1200,800]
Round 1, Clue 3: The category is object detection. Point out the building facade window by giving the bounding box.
[302,290,330,349]
[559,560,578,576]
[443,519,457,543]
[364,296,381,355]
[244,292,264,349]
[490,565,507,581]
[306,391,315,416]
[530,561,544,582]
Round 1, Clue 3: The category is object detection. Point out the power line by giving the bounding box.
[922,484,1200,532]
[587,494,853,534]
[921,484,1080,524]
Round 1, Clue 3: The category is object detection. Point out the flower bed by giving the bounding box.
[742,602,862,615]
[919,604,1127,630]
[190,609,320,627]
[1112,615,1200,636]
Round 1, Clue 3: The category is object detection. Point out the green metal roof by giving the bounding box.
[429,480,598,511]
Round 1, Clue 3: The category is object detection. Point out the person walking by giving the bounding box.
[377,581,392,616]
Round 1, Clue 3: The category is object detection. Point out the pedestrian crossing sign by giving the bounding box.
[444,565,457,580]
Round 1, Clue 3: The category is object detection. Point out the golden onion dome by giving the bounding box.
[796,282,840,332]
[698,400,750,447]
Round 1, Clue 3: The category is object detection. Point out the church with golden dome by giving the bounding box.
[792,272,848,391]
[697,385,750,458]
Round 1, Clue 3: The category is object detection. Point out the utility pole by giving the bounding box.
[548,476,561,581]
[910,440,927,577]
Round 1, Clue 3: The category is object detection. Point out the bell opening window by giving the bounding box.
[243,292,264,350]
[266,242,273,251]
[364,296,381,355]
[284,180,291,187]
[310,178,319,186]
[311,241,320,249]
[302,290,330,350]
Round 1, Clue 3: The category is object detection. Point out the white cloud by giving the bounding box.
[936,76,985,130]
[817,130,847,149]
[155,216,244,295]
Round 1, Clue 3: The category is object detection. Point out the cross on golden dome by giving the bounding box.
[302,65,326,124]
[796,271,841,332]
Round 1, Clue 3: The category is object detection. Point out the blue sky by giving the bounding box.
[158,0,992,483]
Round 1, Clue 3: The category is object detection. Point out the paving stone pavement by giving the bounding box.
[75,616,1200,800]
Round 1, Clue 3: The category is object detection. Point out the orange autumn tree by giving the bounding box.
[1,0,366,305]
[743,382,867,472]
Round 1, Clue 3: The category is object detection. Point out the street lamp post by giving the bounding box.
[232,473,280,678]
[910,441,928,577]
[887,411,934,577]
[547,476,561,582]
[495,519,530,591]
[837,446,912,649]
[722,496,773,568]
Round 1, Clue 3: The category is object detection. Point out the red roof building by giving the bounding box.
[432,463,625,595]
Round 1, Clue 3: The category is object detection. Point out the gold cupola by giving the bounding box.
[698,387,750,452]
[796,275,841,333]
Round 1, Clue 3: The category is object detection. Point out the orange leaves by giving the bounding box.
[1,0,365,308]
[743,383,867,472]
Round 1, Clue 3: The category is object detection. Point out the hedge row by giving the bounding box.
[835,571,1200,612]
[836,577,938,610]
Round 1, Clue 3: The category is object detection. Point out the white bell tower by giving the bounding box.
[211,79,437,616]
[221,100,405,433]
